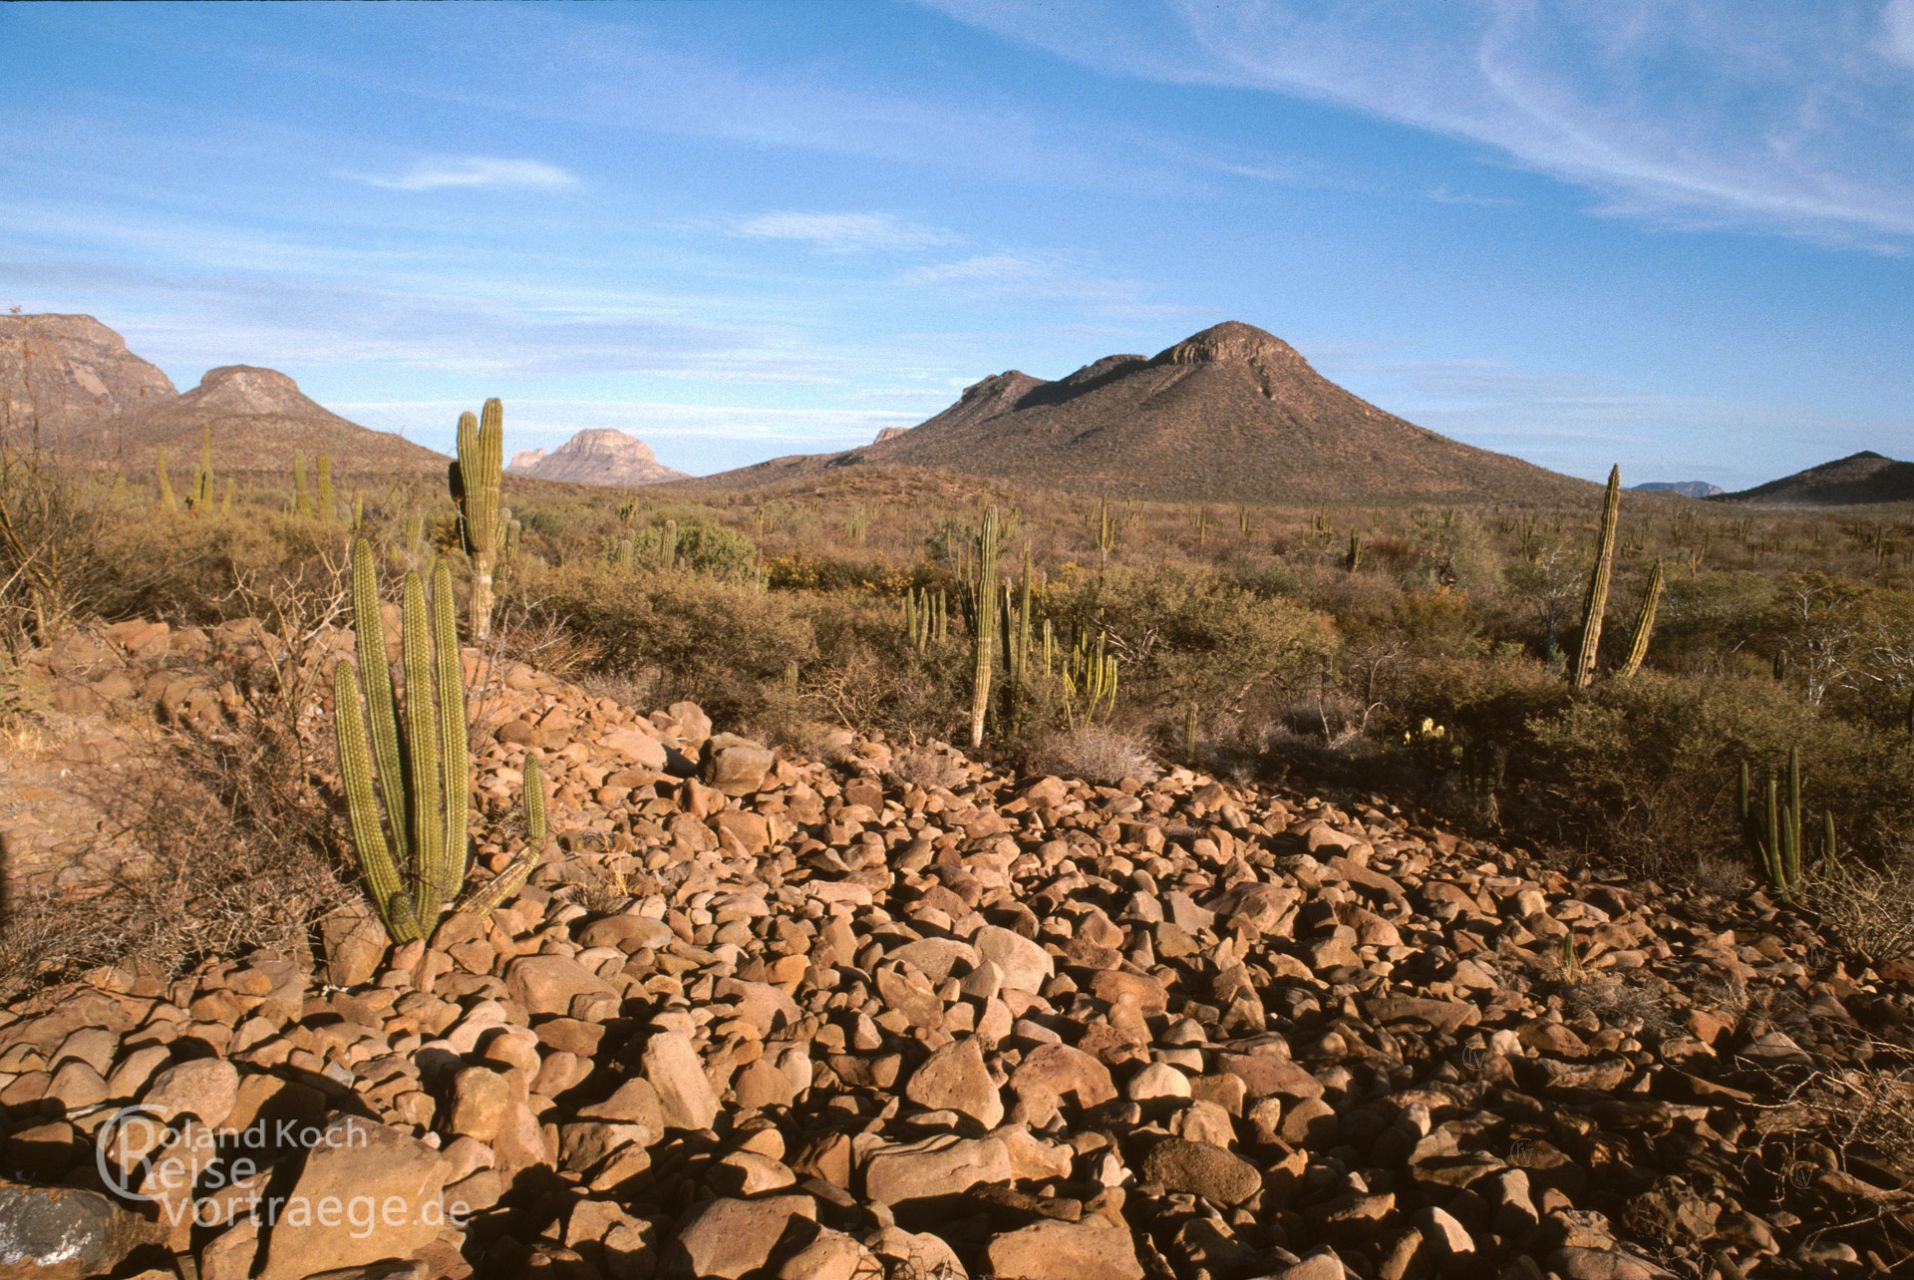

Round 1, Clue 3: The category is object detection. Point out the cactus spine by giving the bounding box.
[156,447,177,512]
[969,506,1003,749]
[453,399,505,640]
[1618,559,1665,679]
[333,539,472,943]
[1571,465,1621,689]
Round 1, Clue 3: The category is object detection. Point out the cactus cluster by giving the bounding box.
[903,585,948,653]
[452,400,505,640]
[1061,631,1118,728]
[1737,746,1836,899]
[333,537,545,943]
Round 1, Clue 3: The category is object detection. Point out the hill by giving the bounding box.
[0,313,177,447]
[507,428,685,487]
[1634,480,1723,498]
[695,322,1593,504]
[114,364,446,475]
[1717,451,1914,506]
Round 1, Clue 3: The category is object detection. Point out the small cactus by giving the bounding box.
[1617,560,1664,679]
[1572,465,1621,689]
[155,447,177,513]
[451,400,505,640]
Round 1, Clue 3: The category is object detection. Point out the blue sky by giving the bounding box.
[3,1,1911,486]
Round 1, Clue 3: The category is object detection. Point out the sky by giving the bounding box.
[3,1,1911,487]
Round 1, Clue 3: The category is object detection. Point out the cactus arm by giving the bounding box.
[1572,465,1622,689]
[432,557,470,911]
[350,539,412,875]
[457,753,546,918]
[1618,560,1665,679]
[333,660,420,943]
[402,569,447,925]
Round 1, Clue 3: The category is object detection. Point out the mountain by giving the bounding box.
[1717,451,1914,507]
[116,365,444,474]
[506,428,686,487]
[1634,481,1723,498]
[0,313,177,446]
[697,322,1592,504]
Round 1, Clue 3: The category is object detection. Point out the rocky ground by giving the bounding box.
[2,620,1912,1279]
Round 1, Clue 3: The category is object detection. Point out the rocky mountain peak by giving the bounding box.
[188,365,311,415]
[507,428,686,488]
[0,312,178,437]
[1152,321,1307,370]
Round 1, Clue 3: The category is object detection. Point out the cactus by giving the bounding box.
[1618,560,1664,679]
[187,427,214,513]
[293,455,313,518]
[1194,506,1209,546]
[1345,532,1364,573]
[316,453,335,524]
[1237,507,1251,537]
[903,585,948,654]
[218,478,235,516]
[1094,496,1117,563]
[155,447,177,512]
[969,506,1004,749]
[1184,701,1199,764]
[332,539,475,942]
[457,753,547,918]
[1571,465,1622,689]
[1738,747,1818,898]
[1061,631,1117,727]
[452,399,504,640]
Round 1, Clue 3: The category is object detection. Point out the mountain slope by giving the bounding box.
[116,365,444,474]
[1717,451,1914,506]
[1635,480,1723,498]
[0,314,177,446]
[506,428,686,487]
[696,322,1592,504]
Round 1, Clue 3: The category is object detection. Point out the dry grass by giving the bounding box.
[1028,724,1160,787]
[885,742,971,792]
[1808,849,1914,966]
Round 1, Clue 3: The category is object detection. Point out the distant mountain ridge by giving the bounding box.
[1717,451,1914,507]
[507,428,686,488]
[1634,480,1723,498]
[696,321,1594,504]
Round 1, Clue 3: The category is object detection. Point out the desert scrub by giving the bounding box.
[1029,723,1160,786]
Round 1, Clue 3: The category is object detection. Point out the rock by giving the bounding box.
[772,1227,879,1280]
[1265,1252,1348,1280]
[0,1179,162,1280]
[447,1067,515,1144]
[1009,1044,1116,1123]
[258,1117,452,1280]
[1545,1247,1673,1280]
[505,954,618,1018]
[1141,1137,1261,1205]
[862,1133,1013,1206]
[983,1216,1145,1280]
[973,925,1053,993]
[642,1031,720,1131]
[700,736,775,797]
[141,1057,240,1128]
[663,1194,815,1279]
[904,1037,1003,1128]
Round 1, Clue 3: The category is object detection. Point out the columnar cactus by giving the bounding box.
[1618,559,1665,680]
[1094,497,1117,563]
[332,538,475,942]
[969,506,1003,749]
[293,456,313,518]
[1572,465,1622,689]
[452,399,505,640]
[316,453,335,524]
[188,427,214,514]
[155,447,177,513]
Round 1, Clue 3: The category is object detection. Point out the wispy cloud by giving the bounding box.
[1428,186,1520,208]
[345,156,579,192]
[733,211,959,252]
[923,0,1914,247]
[901,252,1188,317]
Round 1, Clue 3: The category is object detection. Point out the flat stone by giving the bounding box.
[643,1031,719,1131]
[904,1037,1003,1128]
[663,1194,815,1279]
[1142,1137,1261,1206]
[983,1216,1145,1280]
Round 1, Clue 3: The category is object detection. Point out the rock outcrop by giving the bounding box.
[0,313,177,446]
[507,429,686,488]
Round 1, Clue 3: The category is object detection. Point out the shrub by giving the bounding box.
[1029,724,1160,786]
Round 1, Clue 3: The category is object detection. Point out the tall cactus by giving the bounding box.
[188,427,214,514]
[1739,747,1805,898]
[1618,559,1665,679]
[969,506,1003,749]
[316,453,335,524]
[452,399,505,640]
[1572,465,1622,689]
[156,447,177,513]
[332,539,475,943]
[293,455,313,518]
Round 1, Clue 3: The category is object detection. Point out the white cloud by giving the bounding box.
[734,211,959,252]
[346,156,579,192]
[901,253,1188,317]
[1882,0,1914,68]
[923,0,1914,246]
